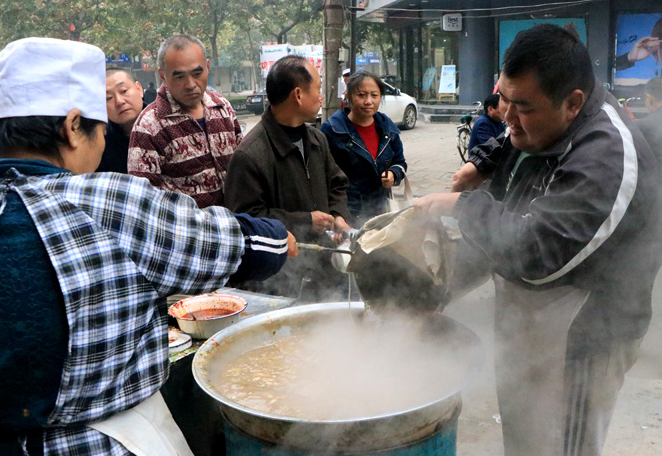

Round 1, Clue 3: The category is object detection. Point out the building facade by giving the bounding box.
[359,0,662,105]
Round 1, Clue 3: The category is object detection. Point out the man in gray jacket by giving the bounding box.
[417,24,662,456]
[225,55,351,301]
[637,76,662,159]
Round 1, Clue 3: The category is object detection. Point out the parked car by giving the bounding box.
[246,89,268,115]
[380,82,417,130]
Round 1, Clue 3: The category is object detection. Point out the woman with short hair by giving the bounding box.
[321,71,407,224]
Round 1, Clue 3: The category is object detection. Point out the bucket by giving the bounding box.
[223,401,461,455]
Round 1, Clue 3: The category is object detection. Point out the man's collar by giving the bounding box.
[262,107,319,157]
[154,85,223,118]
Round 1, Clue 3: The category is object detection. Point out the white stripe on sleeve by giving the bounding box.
[524,102,638,285]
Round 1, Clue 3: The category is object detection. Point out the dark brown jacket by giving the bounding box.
[225,108,350,242]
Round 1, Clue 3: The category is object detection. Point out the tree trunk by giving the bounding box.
[379,41,389,75]
[247,29,260,91]
[210,36,220,88]
[322,0,343,122]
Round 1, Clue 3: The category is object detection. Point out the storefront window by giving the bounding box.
[420,24,458,103]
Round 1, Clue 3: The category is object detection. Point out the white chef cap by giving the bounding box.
[0,37,107,123]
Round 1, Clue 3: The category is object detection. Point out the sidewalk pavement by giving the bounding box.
[241,115,662,455]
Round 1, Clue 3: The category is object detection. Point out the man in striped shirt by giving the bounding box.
[128,34,242,208]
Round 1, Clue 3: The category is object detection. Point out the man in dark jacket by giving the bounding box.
[225,55,351,301]
[143,82,158,105]
[417,24,662,456]
[637,76,662,159]
[97,68,145,173]
[467,93,505,152]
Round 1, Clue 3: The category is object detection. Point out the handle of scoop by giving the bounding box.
[296,242,353,255]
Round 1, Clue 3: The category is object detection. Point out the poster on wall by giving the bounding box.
[260,44,323,78]
[439,65,456,94]
[498,18,587,68]
[614,13,662,87]
[260,44,292,77]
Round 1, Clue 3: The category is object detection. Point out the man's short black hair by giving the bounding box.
[484,93,500,111]
[0,116,103,159]
[644,77,662,102]
[148,82,155,88]
[266,55,313,106]
[106,68,135,82]
[502,23,595,107]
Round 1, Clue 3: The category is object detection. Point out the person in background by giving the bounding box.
[417,24,661,455]
[97,68,145,173]
[637,76,662,159]
[338,68,350,108]
[321,71,407,224]
[225,54,351,301]
[143,81,157,105]
[128,34,242,208]
[0,37,295,456]
[467,93,505,152]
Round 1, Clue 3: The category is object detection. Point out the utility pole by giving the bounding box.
[349,0,357,74]
[322,0,344,122]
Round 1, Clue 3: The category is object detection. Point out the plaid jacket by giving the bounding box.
[0,163,246,455]
[128,86,242,208]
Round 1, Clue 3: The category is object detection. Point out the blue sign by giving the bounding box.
[615,13,662,84]
[499,19,587,68]
[356,56,380,65]
[106,53,131,63]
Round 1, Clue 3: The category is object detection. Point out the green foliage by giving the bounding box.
[0,0,372,77]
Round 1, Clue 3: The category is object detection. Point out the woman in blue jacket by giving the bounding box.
[321,71,407,224]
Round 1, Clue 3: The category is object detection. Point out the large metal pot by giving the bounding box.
[192,303,484,453]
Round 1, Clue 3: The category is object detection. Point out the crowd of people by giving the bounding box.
[1,22,662,456]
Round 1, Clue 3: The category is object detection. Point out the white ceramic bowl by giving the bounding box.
[168,294,247,339]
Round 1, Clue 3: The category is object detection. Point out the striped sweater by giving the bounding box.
[128,85,242,208]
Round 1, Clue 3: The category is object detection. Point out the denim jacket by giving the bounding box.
[321,109,407,222]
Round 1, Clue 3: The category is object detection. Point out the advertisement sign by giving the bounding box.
[260,44,292,77]
[422,67,437,92]
[442,13,462,32]
[260,44,323,77]
[498,19,586,68]
[439,65,456,94]
[293,45,324,75]
[615,13,662,87]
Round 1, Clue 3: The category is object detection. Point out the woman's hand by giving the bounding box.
[381,170,395,188]
[628,37,661,63]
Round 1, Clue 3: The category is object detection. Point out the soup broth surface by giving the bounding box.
[215,317,468,420]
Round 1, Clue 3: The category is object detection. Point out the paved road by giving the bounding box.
[241,114,662,455]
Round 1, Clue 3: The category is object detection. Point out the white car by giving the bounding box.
[316,81,418,130]
[379,82,418,130]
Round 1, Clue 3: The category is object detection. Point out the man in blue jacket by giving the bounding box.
[416,24,662,456]
[467,93,505,152]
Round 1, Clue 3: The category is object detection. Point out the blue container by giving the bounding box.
[224,403,460,456]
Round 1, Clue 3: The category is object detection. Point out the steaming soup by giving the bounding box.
[216,318,467,420]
